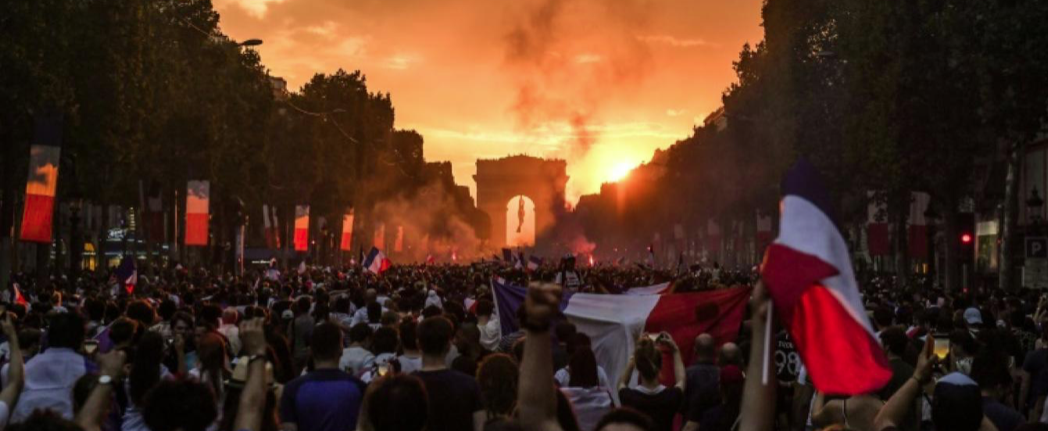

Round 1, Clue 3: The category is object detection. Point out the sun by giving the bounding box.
[607,161,636,182]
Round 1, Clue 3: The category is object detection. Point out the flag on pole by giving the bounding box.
[115,255,137,295]
[185,181,210,246]
[20,114,63,243]
[363,247,391,274]
[527,255,542,271]
[425,254,435,265]
[340,210,354,251]
[262,204,281,249]
[11,283,27,307]
[297,260,307,275]
[293,205,309,252]
[761,160,891,395]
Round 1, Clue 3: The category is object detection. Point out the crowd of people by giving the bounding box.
[0,257,1047,431]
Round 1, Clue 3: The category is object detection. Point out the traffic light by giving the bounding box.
[957,213,975,266]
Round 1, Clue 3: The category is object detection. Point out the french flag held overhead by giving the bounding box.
[340,210,354,251]
[363,247,391,274]
[761,160,891,395]
[185,181,210,246]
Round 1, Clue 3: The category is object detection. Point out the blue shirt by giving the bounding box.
[279,368,366,431]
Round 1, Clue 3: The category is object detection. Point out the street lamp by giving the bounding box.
[239,39,263,47]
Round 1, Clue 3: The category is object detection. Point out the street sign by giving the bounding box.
[1027,237,1048,259]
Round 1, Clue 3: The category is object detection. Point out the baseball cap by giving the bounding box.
[963,307,983,326]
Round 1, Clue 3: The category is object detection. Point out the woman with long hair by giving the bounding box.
[559,340,614,431]
[191,332,231,413]
[123,332,169,431]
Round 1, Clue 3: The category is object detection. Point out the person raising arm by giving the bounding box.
[234,318,268,431]
[518,282,566,431]
[0,310,23,430]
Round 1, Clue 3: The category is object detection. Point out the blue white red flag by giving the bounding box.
[761,160,891,395]
[491,278,749,394]
[527,255,542,271]
[115,256,137,295]
[363,247,391,274]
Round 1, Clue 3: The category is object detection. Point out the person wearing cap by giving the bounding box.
[965,307,984,334]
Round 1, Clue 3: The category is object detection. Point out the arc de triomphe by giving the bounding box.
[474,155,568,249]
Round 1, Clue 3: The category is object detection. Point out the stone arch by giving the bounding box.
[506,194,536,247]
[474,156,568,249]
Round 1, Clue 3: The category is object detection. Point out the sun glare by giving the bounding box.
[608,162,635,182]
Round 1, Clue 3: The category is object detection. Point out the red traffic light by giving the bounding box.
[961,233,973,244]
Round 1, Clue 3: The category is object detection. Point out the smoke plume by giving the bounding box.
[502,0,656,157]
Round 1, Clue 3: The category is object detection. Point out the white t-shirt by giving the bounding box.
[555,366,611,389]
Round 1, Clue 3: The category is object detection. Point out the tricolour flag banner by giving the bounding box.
[866,191,890,256]
[340,210,354,251]
[527,255,542,271]
[262,204,281,249]
[20,115,63,243]
[491,277,750,396]
[762,160,892,395]
[185,181,210,246]
[908,192,931,258]
[115,255,137,295]
[364,247,391,274]
[293,205,310,252]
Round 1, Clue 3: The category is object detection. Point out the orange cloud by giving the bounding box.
[212,0,764,202]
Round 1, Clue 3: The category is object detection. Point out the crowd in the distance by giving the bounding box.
[3,258,1048,431]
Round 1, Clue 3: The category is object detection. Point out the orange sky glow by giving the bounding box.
[213,0,764,204]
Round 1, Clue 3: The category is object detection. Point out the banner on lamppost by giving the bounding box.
[20,114,63,243]
[185,181,210,246]
[340,210,354,251]
[293,205,310,252]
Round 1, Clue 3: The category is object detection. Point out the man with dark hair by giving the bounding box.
[413,316,484,431]
[594,408,655,431]
[287,296,314,374]
[398,320,423,374]
[10,312,93,423]
[280,323,366,431]
[142,378,218,431]
[878,327,915,400]
[339,323,374,377]
[365,375,429,431]
[972,351,1024,431]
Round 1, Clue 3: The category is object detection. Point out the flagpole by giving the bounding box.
[762,304,773,385]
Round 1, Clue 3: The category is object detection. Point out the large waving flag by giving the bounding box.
[20,115,63,243]
[293,205,310,252]
[340,210,354,251]
[185,181,210,246]
[761,160,891,395]
[363,247,391,274]
[491,278,750,394]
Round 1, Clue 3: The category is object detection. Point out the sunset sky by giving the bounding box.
[213,0,765,203]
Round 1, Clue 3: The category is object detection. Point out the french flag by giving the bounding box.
[115,256,137,295]
[527,255,542,271]
[491,277,750,393]
[340,210,354,251]
[363,247,391,274]
[185,181,210,246]
[761,160,891,395]
[20,114,63,243]
[293,205,310,252]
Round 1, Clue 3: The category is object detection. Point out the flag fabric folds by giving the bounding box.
[293,205,310,252]
[761,160,892,395]
[20,114,63,243]
[527,255,542,271]
[364,247,391,274]
[185,181,210,246]
[115,256,137,295]
[262,204,281,249]
[491,278,750,396]
[340,210,354,251]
